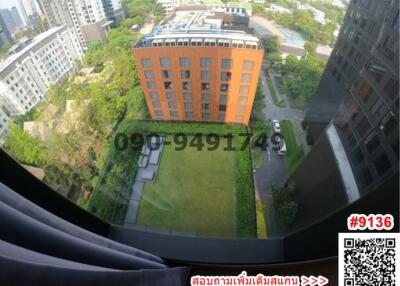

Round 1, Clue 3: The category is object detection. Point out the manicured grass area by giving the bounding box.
[136,137,235,237]
[267,77,286,108]
[280,120,305,174]
[251,147,264,169]
[256,196,268,238]
[90,121,257,237]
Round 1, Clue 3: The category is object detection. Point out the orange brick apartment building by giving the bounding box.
[133,9,264,125]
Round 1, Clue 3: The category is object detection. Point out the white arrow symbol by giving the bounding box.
[318,276,329,286]
[310,275,318,286]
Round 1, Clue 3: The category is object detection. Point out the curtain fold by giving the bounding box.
[0,183,189,285]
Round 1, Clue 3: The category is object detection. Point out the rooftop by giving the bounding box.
[136,8,261,49]
[0,26,67,75]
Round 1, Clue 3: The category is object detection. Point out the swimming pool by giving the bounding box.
[277,26,306,48]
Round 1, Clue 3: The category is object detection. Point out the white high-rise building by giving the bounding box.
[41,0,124,50]
[156,0,180,15]
[0,25,84,138]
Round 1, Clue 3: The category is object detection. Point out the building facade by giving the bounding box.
[289,0,399,232]
[0,9,17,35]
[133,9,263,125]
[0,25,84,138]
[11,7,24,29]
[41,0,120,49]
[0,15,13,47]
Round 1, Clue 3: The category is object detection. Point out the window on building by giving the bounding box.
[155,110,163,117]
[220,84,229,92]
[219,105,226,112]
[141,58,151,67]
[168,102,177,109]
[241,73,252,83]
[201,93,211,101]
[201,71,211,80]
[144,71,154,79]
[180,57,191,67]
[183,93,193,101]
[374,152,391,176]
[366,59,386,83]
[202,112,211,120]
[352,148,364,164]
[170,111,178,118]
[356,118,371,138]
[384,76,399,99]
[221,72,232,81]
[152,101,161,108]
[185,112,194,119]
[365,134,380,154]
[147,82,156,89]
[238,96,248,104]
[183,82,192,90]
[166,92,175,100]
[201,58,211,68]
[162,70,172,79]
[160,57,171,67]
[185,103,193,110]
[218,113,226,121]
[239,86,250,94]
[164,82,173,89]
[202,103,210,111]
[221,59,232,69]
[181,70,191,79]
[243,60,254,70]
[201,83,211,91]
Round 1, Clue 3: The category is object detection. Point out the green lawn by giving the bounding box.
[267,77,286,107]
[280,120,305,174]
[136,136,236,237]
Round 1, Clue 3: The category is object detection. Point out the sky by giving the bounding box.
[0,0,18,9]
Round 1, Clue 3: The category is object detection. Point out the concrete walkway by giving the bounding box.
[124,139,164,226]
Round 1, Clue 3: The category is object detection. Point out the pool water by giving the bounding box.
[277,26,306,48]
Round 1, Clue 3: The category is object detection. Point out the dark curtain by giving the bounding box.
[0,183,189,285]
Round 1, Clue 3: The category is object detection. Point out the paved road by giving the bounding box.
[254,71,313,236]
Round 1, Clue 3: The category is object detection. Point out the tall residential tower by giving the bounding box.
[290,0,399,231]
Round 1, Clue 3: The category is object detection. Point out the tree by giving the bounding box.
[262,36,282,54]
[153,3,166,16]
[4,123,45,166]
[276,201,298,227]
[304,41,317,55]
[267,53,282,66]
[83,42,107,69]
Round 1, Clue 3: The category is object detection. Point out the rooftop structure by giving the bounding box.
[133,8,263,125]
[136,9,260,49]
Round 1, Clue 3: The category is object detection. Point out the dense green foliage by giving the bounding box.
[255,0,345,47]
[262,36,282,54]
[0,44,11,60]
[5,27,147,209]
[272,182,298,229]
[4,123,45,166]
[282,53,325,109]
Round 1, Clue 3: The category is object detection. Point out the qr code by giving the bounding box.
[339,233,400,286]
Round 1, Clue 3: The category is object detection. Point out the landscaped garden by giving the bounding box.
[89,120,257,238]
[135,136,236,237]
